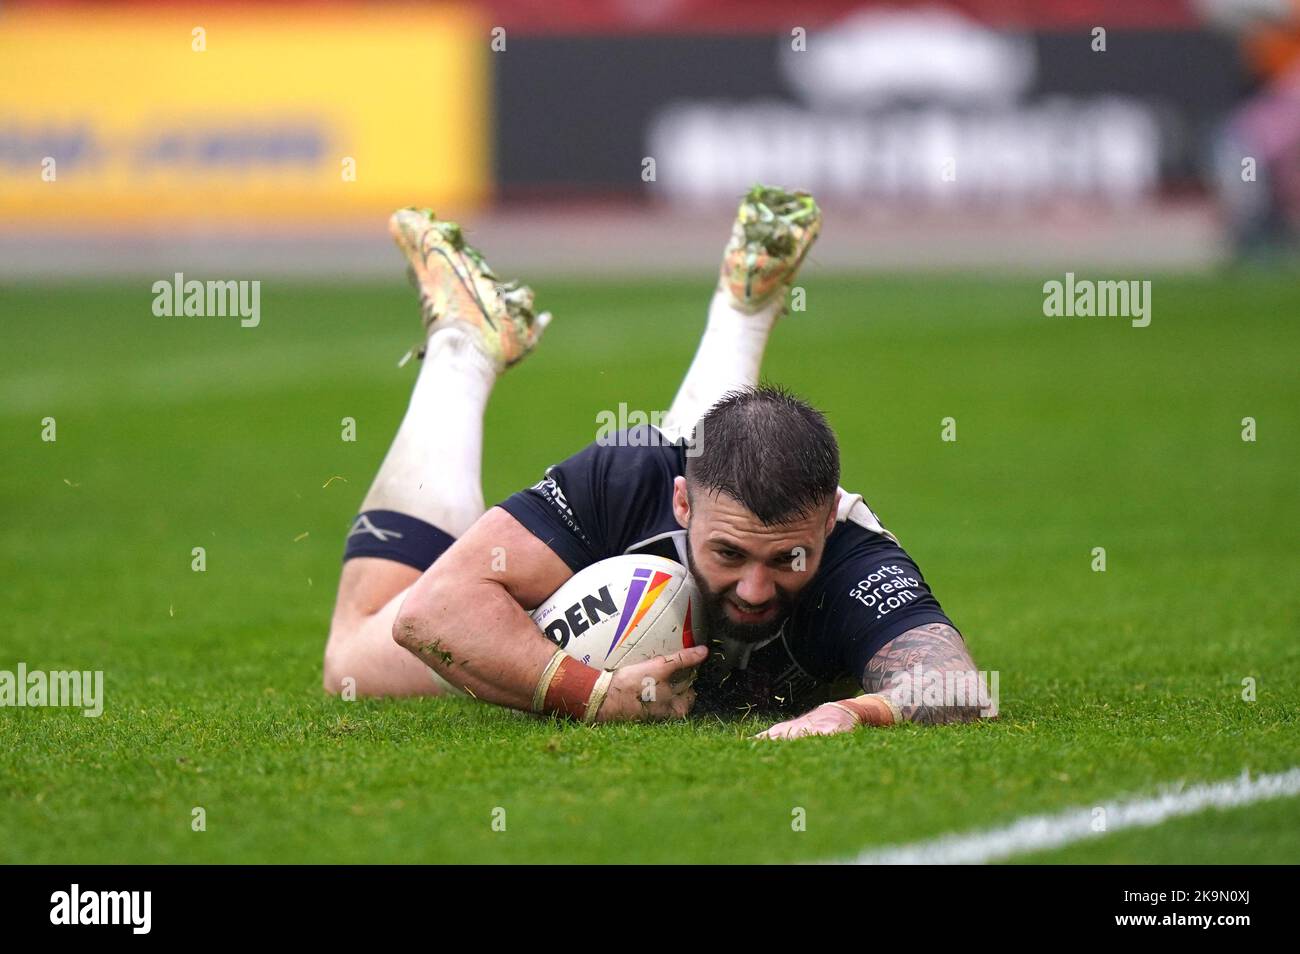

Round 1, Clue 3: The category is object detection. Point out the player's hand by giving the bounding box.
[597,645,708,722]
[754,702,858,740]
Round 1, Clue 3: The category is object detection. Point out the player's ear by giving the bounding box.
[826,490,840,536]
[672,476,691,529]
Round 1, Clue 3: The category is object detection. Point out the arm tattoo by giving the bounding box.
[861,623,986,725]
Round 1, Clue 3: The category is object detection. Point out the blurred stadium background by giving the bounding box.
[3,0,1298,277]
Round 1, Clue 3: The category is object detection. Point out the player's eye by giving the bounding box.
[715,547,743,562]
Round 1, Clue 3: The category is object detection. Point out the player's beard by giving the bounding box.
[684,539,794,646]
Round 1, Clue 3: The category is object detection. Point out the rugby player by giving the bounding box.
[322,186,987,737]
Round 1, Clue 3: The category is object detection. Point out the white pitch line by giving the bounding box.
[836,767,1300,865]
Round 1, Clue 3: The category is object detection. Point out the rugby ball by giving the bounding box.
[530,555,702,669]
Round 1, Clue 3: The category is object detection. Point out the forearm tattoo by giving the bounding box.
[861,623,987,725]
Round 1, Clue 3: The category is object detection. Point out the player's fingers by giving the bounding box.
[671,687,696,717]
[668,663,699,688]
[648,685,693,720]
[656,645,708,674]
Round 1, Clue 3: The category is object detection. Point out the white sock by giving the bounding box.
[359,328,496,537]
[660,287,782,439]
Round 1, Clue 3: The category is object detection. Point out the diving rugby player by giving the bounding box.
[323,186,986,737]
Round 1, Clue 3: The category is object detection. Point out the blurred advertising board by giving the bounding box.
[493,7,1245,206]
[0,5,489,226]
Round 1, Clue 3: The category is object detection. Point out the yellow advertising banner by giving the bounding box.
[0,5,490,225]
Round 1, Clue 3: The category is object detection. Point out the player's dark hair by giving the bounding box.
[685,385,839,524]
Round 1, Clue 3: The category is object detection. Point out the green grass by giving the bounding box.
[1,271,1297,863]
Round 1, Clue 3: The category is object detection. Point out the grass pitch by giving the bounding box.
[1,271,1297,864]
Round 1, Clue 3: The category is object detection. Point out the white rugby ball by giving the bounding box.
[531,554,702,669]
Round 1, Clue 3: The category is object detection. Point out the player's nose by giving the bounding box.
[734,565,776,607]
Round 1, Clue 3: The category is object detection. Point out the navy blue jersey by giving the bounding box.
[499,427,956,714]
